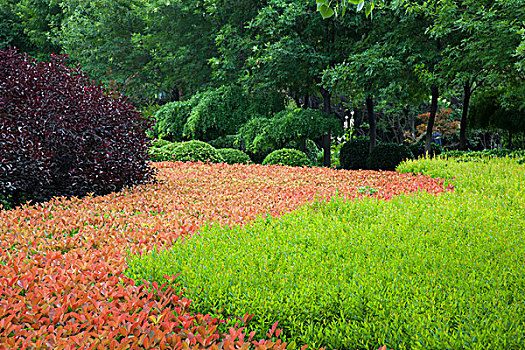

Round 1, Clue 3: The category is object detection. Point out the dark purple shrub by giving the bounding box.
[0,47,154,208]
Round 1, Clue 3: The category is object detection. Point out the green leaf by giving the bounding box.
[357,1,365,12]
[365,2,375,17]
[318,4,335,19]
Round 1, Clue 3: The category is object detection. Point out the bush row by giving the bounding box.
[148,140,312,166]
[127,158,525,350]
[339,140,425,171]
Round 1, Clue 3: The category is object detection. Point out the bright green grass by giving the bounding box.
[126,158,525,350]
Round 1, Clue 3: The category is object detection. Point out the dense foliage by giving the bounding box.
[2,0,523,156]
[339,138,370,170]
[0,47,153,208]
[367,143,414,171]
[149,98,199,142]
[128,158,524,349]
[171,140,224,163]
[216,148,252,165]
[183,85,285,142]
[262,149,311,167]
[148,140,180,162]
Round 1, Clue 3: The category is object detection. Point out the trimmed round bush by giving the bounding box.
[148,140,180,162]
[0,48,153,208]
[262,149,310,167]
[171,141,224,163]
[409,142,444,159]
[217,148,252,165]
[368,143,414,171]
[339,139,370,170]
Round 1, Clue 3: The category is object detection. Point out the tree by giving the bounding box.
[0,0,63,57]
[420,0,524,150]
[218,0,363,166]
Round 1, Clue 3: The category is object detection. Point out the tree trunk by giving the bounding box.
[303,94,309,109]
[293,92,301,109]
[459,82,471,150]
[366,96,376,152]
[508,130,513,149]
[321,88,332,167]
[425,86,439,155]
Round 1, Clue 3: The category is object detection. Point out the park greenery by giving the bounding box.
[1,0,524,166]
[1,1,525,348]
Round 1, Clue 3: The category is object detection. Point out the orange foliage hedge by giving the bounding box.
[0,162,450,349]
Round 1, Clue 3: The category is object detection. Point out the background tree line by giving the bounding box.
[1,0,524,166]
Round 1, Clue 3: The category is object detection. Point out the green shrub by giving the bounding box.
[262,149,310,167]
[339,139,370,170]
[207,135,242,149]
[367,143,413,171]
[216,148,252,165]
[147,140,180,162]
[240,109,342,156]
[150,97,199,142]
[409,142,444,159]
[185,85,263,142]
[150,139,173,148]
[127,158,525,350]
[171,141,224,163]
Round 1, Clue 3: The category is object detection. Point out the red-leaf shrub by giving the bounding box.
[0,47,154,207]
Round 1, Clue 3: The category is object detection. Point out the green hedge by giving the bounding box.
[171,141,224,163]
[339,139,370,170]
[148,140,180,162]
[216,148,252,165]
[127,158,525,350]
[367,143,413,171]
[262,149,310,167]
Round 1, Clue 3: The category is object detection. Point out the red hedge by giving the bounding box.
[0,47,154,207]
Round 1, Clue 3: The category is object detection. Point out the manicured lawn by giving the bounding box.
[0,162,446,349]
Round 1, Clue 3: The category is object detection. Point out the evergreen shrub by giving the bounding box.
[216,148,252,165]
[339,139,370,170]
[149,98,199,142]
[171,141,224,163]
[0,48,153,208]
[368,143,413,171]
[208,135,242,149]
[184,86,283,142]
[148,140,179,162]
[262,149,310,167]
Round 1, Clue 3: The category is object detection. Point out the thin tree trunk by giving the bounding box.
[321,88,332,167]
[425,86,439,154]
[366,96,376,152]
[508,130,513,149]
[459,82,471,150]
[303,94,309,109]
[293,92,301,109]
